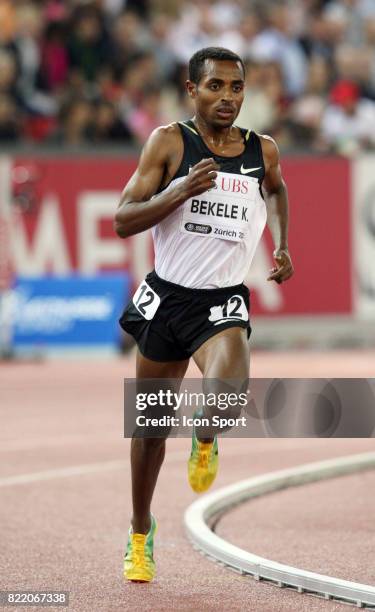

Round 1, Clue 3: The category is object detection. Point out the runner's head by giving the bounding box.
[187,47,245,128]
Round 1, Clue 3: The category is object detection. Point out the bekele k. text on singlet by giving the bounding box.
[152,119,267,289]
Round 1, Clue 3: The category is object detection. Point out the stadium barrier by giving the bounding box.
[1,154,374,352]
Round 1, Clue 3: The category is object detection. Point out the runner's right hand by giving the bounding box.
[176,158,220,201]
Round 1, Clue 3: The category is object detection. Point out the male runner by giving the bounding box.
[114,47,293,582]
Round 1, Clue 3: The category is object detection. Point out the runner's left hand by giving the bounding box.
[267,249,294,284]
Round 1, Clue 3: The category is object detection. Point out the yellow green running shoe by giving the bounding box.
[188,413,218,493]
[123,514,157,582]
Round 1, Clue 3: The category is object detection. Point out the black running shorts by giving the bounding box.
[119,270,251,362]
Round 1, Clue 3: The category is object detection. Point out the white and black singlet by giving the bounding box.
[119,120,268,361]
[152,119,267,289]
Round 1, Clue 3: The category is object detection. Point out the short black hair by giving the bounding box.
[188,47,245,84]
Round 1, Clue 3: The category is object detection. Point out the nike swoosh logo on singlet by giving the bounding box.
[240,165,261,174]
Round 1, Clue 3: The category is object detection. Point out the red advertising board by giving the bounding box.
[250,157,352,315]
[8,155,351,316]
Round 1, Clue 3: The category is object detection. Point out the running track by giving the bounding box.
[1,351,375,611]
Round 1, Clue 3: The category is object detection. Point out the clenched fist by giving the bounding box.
[176,158,220,201]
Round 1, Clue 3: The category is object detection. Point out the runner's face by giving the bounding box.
[188,59,245,128]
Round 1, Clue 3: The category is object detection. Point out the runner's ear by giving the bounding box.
[186,80,197,99]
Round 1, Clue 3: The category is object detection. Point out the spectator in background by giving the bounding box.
[260,60,294,147]
[365,19,375,97]
[288,56,330,148]
[249,1,307,97]
[0,94,20,141]
[300,9,336,62]
[0,0,16,47]
[0,0,374,154]
[321,1,351,46]
[52,96,94,144]
[68,5,111,83]
[212,2,246,56]
[13,3,42,99]
[335,44,374,99]
[323,0,362,47]
[157,60,195,122]
[358,0,375,19]
[101,0,128,18]
[159,62,194,122]
[0,50,21,106]
[43,0,67,24]
[127,85,166,144]
[149,12,177,81]
[166,1,217,65]
[96,66,124,104]
[148,0,182,18]
[110,10,152,80]
[320,80,375,155]
[210,0,244,31]
[235,58,276,133]
[118,51,159,119]
[238,11,262,56]
[90,99,133,143]
[119,0,150,19]
[13,2,58,119]
[39,22,69,94]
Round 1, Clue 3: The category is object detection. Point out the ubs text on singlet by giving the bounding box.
[180,172,259,243]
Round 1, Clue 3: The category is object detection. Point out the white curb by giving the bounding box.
[185,452,375,608]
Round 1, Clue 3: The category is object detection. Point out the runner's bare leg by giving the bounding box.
[194,327,249,379]
[131,351,189,533]
[193,326,250,439]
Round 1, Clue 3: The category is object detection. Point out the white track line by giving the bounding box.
[0,447,248,487]
[0,460,127,487]
[0,439,335,486]
[184,452,375,608]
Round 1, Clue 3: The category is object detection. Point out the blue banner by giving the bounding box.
[12,274,130,349]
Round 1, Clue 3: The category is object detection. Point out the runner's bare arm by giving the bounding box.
[114,126,219,238]
[260,135,294,284]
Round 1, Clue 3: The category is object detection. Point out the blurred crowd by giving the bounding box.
[1,0,375,155]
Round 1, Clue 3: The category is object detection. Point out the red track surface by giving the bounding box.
[1,351,375,612]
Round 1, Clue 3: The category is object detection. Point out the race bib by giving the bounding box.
[181,172,259,242]
[208,295,248,325]
[133,280,160,320]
